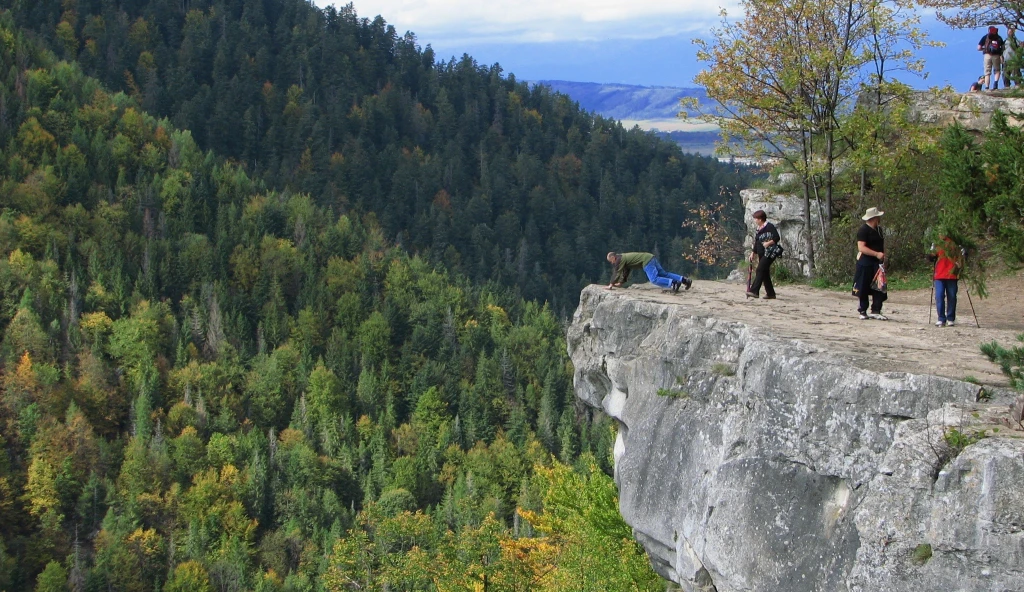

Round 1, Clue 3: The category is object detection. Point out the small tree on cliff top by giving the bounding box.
[690,0,934,273]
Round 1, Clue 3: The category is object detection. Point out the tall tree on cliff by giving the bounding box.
[690,0,931,273]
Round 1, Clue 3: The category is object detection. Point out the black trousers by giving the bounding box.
[859,289,885,314]
[749,254,775,297]
[853,261,886,313]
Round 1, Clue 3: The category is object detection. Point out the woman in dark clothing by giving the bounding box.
[852,207,888,320]
[746,210,781,299]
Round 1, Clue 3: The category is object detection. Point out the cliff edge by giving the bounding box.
[567,281,1024,592]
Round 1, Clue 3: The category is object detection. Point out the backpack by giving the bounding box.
[987,36,1003,55]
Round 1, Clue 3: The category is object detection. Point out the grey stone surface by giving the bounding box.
[850,405,1024,592]
[906,89,1024,132]
[773,172,800,186]
[568,285,1024,592]
[742,188,822,277]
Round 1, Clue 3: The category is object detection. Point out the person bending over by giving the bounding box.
[606,252,692,292]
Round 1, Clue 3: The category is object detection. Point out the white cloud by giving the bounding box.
[341,0,732,44]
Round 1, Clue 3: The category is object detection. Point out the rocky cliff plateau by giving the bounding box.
[568,282,1024,591]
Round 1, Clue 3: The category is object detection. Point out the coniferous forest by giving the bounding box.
[0,0,751,589]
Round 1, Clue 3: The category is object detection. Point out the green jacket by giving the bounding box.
[612,252,654,285]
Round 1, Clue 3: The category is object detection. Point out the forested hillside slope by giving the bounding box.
[0,12,671,591]
[11,0,751,312]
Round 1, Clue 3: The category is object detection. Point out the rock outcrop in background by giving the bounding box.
[568,285,1024,592]
[905,89,1024,132]
[741,184,822,277]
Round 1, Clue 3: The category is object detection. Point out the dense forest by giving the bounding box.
[11,0,751,313]
[0,0,755,588]
[0,13,672,590]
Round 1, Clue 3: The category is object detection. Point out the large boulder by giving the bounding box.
[742,188,822,277]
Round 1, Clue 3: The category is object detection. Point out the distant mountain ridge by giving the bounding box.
[535,80,719,154]
[535,80,709,120]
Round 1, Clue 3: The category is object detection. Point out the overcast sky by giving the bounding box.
[345,0,730,43]
[338,0,991,91]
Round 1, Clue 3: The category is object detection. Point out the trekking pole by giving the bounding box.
[747,259,753,291]
[928,282,934,325]
[958,248,981,328]
[964,282,981,328]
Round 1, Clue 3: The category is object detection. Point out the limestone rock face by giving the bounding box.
[568,285,1024,592]
[906,89,1024,132]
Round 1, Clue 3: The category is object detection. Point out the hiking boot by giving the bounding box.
[869,312,888,321]
[935,321,945,327]
[858,311,869,320]
[746,291,758,299]
[762,295,776,300]
[671,280,681,293]
[683,278,693,290]
[946,320,955,327]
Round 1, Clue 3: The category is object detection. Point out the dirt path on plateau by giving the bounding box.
[609,271,1024,389]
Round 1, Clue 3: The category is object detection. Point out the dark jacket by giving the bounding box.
[752,222,780,257]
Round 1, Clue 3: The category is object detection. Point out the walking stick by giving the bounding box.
[746,259,753,291]
[928,282,934,325]
[964,282,981,328]
[957,247,981,328]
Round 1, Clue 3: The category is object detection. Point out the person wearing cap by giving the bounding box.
[978,25,1005,90]
[746,209,780,300]
[928,236,963,327]
[606,252,692,292]
[852,207,887,320]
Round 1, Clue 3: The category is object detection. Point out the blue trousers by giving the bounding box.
[643,258,685,289]
[935,279,958,323]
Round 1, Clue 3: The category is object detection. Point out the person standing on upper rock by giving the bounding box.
[746,209,781,300]
[853,207,888,320]
[606,252,692,292]
[979,25,1005,90]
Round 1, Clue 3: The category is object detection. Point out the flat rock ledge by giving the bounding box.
[567,283,1024,592]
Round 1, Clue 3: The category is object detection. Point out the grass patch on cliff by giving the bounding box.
[657,388,690,400]
[911,543,932,565]
[711,363,736,376]
[943,427,986,455]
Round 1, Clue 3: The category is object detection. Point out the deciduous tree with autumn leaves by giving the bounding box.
[690,0,937,273]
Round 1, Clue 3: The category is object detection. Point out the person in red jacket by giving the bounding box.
[928,236,963,327]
